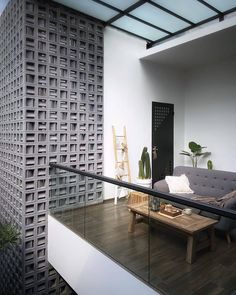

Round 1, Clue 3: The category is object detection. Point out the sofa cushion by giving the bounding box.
[173,166,236,197]
[165,174,194,194]
[153,166,236,235]
[153,179,169,193]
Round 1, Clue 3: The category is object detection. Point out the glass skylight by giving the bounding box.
[152,0,217,23]
[112,16,168,41]
[0,0,9,15]
[0,0,235,47]
[54,0,117,21]
[101,0,137,11]
[130,3,189,33]
[51,0,236,45]
[204,0,236,12]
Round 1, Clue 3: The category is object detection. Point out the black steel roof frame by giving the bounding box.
[123,13,172,35]
[103,0,175,37]
[109,24,153,42]
[92,0,121,12]
[93,0,181,38]
[104,0,192,38]
[147,0,194,25]
[148,7,236,48]
[105,0,148,24]
[88,0,235,48]
[196,0,223,15]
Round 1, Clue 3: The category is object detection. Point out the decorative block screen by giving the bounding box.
[0,0,104,293]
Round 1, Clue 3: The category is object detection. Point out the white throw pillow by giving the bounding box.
[165,174,194,194]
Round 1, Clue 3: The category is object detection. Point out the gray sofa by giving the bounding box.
[154,166,236,241]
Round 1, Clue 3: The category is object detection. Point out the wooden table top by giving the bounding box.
[128,202,218,234]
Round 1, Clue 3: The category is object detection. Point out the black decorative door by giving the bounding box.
[152,102,174,184]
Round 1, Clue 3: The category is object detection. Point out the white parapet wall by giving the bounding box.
[48,215,159,295]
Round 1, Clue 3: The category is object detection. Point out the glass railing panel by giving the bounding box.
[148,195,236,295]
[84,180,150,283]
[49,167,86,237]
[49,164,236,295]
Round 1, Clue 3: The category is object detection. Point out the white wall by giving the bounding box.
[104,27,185,199]
[184,59,236,171]
[48,215,159,295]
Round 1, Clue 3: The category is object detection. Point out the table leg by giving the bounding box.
[208,227,216,251]
[186,235,197,264]
[128,211,136,233]
[226,233,231,244]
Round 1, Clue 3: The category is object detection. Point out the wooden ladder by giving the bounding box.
[112,126,131,204]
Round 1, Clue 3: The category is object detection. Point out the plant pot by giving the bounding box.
[136,178,152,188]
[136,178,160,211]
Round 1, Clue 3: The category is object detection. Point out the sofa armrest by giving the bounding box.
[215,197,236,233]
[153,179,169,193]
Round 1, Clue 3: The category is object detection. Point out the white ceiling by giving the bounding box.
[140,24,236,69]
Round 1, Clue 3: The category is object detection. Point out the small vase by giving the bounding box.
[150,196,160,211]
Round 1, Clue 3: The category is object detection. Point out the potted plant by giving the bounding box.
[137,147,152,188]
[207,160,213,170]
[180,141,211,168]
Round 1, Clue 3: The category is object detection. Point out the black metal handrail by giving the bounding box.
[50,163,236,220]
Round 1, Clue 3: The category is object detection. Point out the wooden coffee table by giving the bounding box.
[127,202,218,264]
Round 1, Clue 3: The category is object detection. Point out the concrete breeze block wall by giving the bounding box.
[0,0,104,293]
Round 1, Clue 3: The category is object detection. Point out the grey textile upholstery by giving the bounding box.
[154,179,169,193]
[154,166,236,236]
[173,166,236,198]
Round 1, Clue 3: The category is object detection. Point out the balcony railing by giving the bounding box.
[49,163,236,295]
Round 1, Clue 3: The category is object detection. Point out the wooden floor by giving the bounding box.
[54,199,236,295]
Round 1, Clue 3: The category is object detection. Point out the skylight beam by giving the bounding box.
[106,1,172,36]
[91,0,121,13]
[148,0,194,25]
[128,14,172,35]
[110,24,152,42]
[106,0,148,24]
[52,0,236,48]
[148,8,234,48]
[196,0,223,15]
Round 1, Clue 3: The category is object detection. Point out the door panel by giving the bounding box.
[152,102,174,184]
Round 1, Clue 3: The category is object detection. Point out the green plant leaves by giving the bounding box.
[138,147,151,179]
[180,141,211,167]
[189,141,203,153]
[207,160,213,170]
[180,150,191,156]
[0,223,20,251]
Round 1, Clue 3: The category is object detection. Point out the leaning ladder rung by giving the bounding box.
[112,126,131,205]
[116,148,128,151]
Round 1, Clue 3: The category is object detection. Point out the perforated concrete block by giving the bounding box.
[0,0,104,293]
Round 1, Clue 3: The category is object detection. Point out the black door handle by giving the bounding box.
[152,146,158,160]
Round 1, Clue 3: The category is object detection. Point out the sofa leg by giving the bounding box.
[226,233,231,244]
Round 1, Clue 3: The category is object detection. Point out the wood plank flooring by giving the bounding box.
[53,199,236,295]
